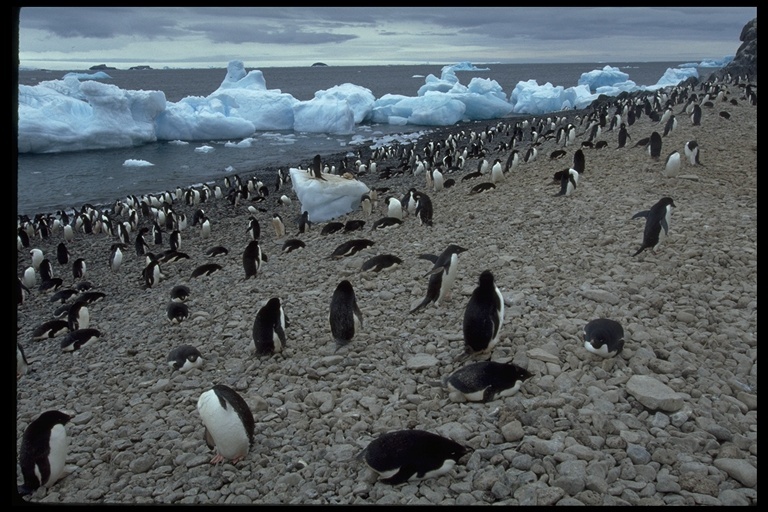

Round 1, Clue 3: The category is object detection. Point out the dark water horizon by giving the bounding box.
[16,62,718,218]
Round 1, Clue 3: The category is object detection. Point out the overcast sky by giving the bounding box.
[16,7,756,70]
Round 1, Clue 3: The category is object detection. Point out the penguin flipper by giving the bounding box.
[409,297,431,315]
[418,254,438,264]
[274,324,287,346]
[660,218,669,236]
[631,210,650,220]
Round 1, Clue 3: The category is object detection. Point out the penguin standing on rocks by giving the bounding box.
[631,197,676,256]
[18,410,71,496]
[272,213,286,238]
[197,385,255,465]
[329,280,363,350]
[410,244,467,314]
[251,297,288,356]
[461,270,505,358]
[242,240,268,280]
[246,217,260,241]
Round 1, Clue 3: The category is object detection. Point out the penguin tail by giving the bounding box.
[453,351,471,363]
[333,339,351,352]
[632,246,645,257]
[409,299,429,315]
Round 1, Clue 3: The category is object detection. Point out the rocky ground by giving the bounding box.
[16,78,756,505]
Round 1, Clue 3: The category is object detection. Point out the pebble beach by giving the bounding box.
[16,78,757,505]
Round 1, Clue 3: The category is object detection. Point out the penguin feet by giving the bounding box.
[210,454,225,465]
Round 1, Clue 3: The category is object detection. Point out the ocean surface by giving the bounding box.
[16,62,716,217]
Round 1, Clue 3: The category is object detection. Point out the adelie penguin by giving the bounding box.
[166,301,190,324]
[281,238,306,253]
[72,258,87,281]
[663,150,681,177]
[167,344,203,372]
[56,242,70,265]
[385,197,403,221]
[330,239,375,259]
[461,270,505,359]
[371,216,403,231]
[344,220,366,232]
[191,263,223,279]
[329,280,363,350]
[31,319,70,341]
[469,182,496,195]
[170,284,190,302]
[246,216,260,241]
[60,328,101,352]
[361,254,403,273]
[309,154,326,181]
[66,300,90,331]
[555,168,579,197]
[142,260,165,288]
[410,244,467,314]
[445,360,532,402]
[38,257,54,281]
[647,131,662,160]
[631,197,676,256]
[197,384,255,465]
[321,222,345,235]
[297,211,311,234]
[272,213,286,238]
[205,245,229,257]
[414,191,434,227]
[109,243,126,272]
[242,240,268,279]
[583,318,625,358]
[358,429,470,485]
[617,123,631,148]
[572,148,585,175]
[18,410,71,496]
[17,342,31,379]
[684,140,702,166]
[251,297,288,356]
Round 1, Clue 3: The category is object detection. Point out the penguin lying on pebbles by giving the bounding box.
[358,429,471,485]
[445,360,532,402]
[583,318,625,358]
[167,345,203,372]
[60,328,101,352]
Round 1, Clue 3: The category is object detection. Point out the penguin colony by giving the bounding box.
[16,74,757,500]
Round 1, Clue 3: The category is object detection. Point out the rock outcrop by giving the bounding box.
[712,17,757,81]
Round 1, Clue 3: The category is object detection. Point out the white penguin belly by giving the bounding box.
[44,424,69,487]
[198,394,250,460]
